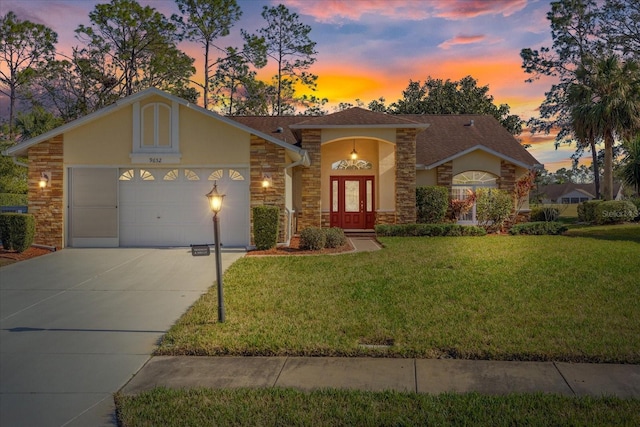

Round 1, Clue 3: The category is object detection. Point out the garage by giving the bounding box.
[69,167,249,248]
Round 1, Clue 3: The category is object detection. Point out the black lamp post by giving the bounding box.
[205,181,226,323]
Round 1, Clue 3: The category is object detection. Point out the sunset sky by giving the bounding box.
[1,0,582,171]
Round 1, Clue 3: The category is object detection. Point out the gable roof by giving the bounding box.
[3,88,308,163]
[539,182,622,201]
[406,114,539,169]
[290,107,429,129]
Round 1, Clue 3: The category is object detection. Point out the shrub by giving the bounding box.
[595,200,638,225]
[577,200,602,223]
[0,193,28,206]
[299,227,326,250]
[375,223,486,237]
[324,227,347,248]
[416,186,449,224]
[629,198,640,221]
[530,206,560,222]
[475,188,513,232]
[252,205,279,250]
[509,221,568,235]
[0,213,36,252]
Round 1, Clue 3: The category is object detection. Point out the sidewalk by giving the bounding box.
[121,356,640,398]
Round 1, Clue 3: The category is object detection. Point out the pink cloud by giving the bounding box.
[281,0,430,23]
[433,0,529,20]
[282,0,528,23]
[438,34,487,50]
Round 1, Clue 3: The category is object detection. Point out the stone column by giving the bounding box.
[299,129,322,230]
[250,135,287,243]
[28,136,64,248]
[395,128,417,224]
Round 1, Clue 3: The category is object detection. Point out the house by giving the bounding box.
[3,88,539,249]
[538,183,623,204]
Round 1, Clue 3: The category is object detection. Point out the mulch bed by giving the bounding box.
[0,246,53,264]
[246,236,354,256]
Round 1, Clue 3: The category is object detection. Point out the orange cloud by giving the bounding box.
[438,34,487,50]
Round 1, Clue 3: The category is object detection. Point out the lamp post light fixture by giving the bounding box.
[205,181,226,323]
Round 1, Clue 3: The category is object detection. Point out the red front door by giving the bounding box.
[330,176,375,229]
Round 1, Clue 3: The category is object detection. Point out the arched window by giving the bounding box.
[331,159,373,170]
[452,171,498,223]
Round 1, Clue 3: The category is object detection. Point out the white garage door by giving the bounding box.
[119,168,249,247]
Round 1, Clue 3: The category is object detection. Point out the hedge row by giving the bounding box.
[0,193,27,206]
[375,223,486,237]
[578,200,638,224]
[0,213,35,253]
[508,221,568,235]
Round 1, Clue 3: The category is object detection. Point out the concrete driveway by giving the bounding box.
[0,247,244,427]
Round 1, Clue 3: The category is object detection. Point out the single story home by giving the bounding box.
[537,183,623,204]
[3,88,539,249]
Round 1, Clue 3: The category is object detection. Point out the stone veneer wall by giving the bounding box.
[28,136,64,248]
[299,129,322,230]
[395,129,417,224]
[499,160,516,191]
[376,211,396,225]
[250,135,288,243]
[436,161,453,187]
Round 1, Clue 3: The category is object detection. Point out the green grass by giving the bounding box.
[115,388,640,427]
[158,224,640,363]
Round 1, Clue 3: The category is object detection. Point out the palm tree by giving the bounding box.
[569,56,640,200]
[568,84,601,198]
[621,136,640,196]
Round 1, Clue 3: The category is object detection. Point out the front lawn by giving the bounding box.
[115,388,640,427]
[158,224,640,363]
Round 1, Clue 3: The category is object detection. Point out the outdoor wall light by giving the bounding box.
[350,140,358,161]
[39,172,50,190]
[262,173,272,189]
[205,181,226,323]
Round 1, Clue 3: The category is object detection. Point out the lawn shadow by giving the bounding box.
[564,224,640,244]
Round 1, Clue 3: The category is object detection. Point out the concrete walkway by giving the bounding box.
[348,236,383,252]
[121,356,640,398]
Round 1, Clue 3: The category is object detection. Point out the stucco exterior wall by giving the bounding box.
[64,100,250,167]
[452,150,501,176]
[416,169,437,186]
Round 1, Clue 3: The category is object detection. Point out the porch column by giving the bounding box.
[499,160,516,191]
[395,128,417,224]
[299,129,322,230]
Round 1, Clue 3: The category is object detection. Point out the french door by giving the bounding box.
[330,176,375,229]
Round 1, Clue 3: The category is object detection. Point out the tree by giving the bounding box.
[521,0,604,189]
[386,76,524,135]
[620,136,640,195]
[602,0,640,60]
[255,4,317,115]
[75,0,194,99]
[0,11,57,139]
[174,0,242,109]
[211,46,258,115]
[569,56,640,199]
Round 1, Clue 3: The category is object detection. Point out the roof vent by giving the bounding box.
[469,119,474,126]
[274,127,284,133]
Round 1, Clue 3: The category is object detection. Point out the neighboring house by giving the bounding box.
[538,183,623,204]
[3,88,539,249]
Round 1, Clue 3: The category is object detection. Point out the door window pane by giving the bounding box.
[345,180,360,212]
[332,180,338,212]
[366,180,372,211]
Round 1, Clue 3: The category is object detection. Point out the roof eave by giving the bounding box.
[289,123,430,130]
[423,145,537,171]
